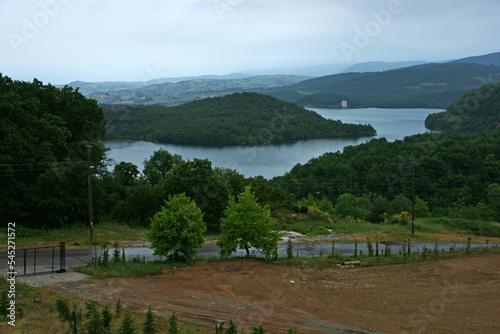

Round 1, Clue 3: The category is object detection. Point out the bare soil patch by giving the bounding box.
[54,254,500,333]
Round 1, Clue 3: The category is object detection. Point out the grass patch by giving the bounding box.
[75,258,193,277]
[275,243,500,270]
[274,211,500,243]
[0,222,148,250]
[420,217,500,237]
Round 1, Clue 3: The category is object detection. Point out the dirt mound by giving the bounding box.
[54,254,500,333]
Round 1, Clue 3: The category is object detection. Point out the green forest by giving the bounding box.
[264,63,500,108]
[105,92,375,145]
[1,75,499,234]
[425,82,500,133]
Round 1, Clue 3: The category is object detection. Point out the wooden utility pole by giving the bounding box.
[86,143,94,243]
[411,162,415,235]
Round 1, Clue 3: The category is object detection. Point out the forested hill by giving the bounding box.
[105,92,376,146]
[271,132,500,222]
[425,82,500,133]
[263,63,500,108]
[0,74,107,228]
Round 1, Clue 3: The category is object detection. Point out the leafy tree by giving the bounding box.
[113,162,140,186]
[333,193,368,219]
[161,158,230,231]
[318,196,334,214]
[0,75,107,228]
[487,183,500,212]
[119,310,138,334]
[143,149,182,185]
[414,197,430,218]
[217,186,281,260]
[215,167,247,197]
[390,194,412,215]
[142,306,158,334]
[149,193,206,260]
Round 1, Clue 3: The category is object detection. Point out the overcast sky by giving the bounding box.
[1,0,500,84]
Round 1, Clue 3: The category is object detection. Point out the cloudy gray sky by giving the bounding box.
[1,0,500,84]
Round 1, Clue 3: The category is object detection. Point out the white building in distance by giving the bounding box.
[341,100,348,109]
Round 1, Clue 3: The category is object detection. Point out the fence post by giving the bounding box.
[34,248,37,275]
[58,242,66,273]
[23,249,26,276]
[52,246,55,273]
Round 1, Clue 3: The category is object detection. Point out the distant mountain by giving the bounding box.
[62,73,251,95]
[262,63,500,108]
[90,75,311,106]
[425,82,500,133]
[450,51,500,67]
[341,61,430,73]
[287,63,350,77]
[104,92,375,146]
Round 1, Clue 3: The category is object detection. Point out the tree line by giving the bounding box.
[2,75,498,233]
[271,131,500,222]
[425,82,500,133]
[104,92,375,146]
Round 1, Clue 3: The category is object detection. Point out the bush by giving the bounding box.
[309,226,330,236]
[431,217,500,237]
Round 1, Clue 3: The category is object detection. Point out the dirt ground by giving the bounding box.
[54,254,500,334]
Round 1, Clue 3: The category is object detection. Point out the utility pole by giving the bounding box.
[86,143,94,243]
[411,162,415,236]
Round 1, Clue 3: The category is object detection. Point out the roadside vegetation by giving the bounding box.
[278,238,500,270]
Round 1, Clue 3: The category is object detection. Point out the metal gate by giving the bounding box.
[16,243,66,276]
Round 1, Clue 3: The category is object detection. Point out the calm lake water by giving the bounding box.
[104,108,443,179]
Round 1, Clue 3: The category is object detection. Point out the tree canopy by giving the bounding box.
[149,193,206,260]
[271,132,500,221]
[425,82,500,133]
[105,92,375,145]
[0,74,107,228]
[217,185,281,260]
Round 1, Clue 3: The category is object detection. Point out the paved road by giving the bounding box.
[2,242,496,272]
[67,241,495,266]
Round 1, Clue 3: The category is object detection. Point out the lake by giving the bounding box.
[104,107,443,179]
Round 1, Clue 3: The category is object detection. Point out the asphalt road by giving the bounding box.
[2,241,496,272]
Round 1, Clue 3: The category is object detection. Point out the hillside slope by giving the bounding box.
[90,75,310,106]
[425,82,500,133]
[105,92,376,145]
[263,63,500,108]
[449,51,500,67]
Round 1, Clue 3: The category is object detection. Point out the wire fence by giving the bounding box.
[16,243,66,276]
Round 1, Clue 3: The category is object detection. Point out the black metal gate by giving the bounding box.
[17,242,66,276]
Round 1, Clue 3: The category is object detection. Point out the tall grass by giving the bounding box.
[0,222,148,249]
